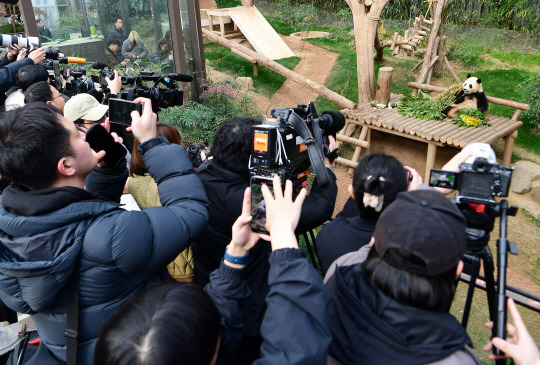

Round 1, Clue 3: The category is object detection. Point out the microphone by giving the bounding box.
[320,110,346,137]
[165,73,193,82]
[91,61,108,69]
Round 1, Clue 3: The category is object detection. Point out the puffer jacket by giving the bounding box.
[0,139,208,364]
[121,39,149,61]
[128,174,195,282]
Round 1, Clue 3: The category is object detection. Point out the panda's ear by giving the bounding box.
[477,78,482,84]
[467,73,472,78]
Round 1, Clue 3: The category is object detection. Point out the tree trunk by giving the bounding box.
[348,0,390,104]
[374,32,384,61]
[375,67,393,105]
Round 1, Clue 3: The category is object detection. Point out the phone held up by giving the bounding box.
[85,124,127,167]
[250,176,275,234]
[108,98,143,126]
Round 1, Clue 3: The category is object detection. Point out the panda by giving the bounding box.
[443,74,488,117]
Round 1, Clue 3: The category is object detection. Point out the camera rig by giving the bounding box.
[250,102,344,189]
[91,63,193,113]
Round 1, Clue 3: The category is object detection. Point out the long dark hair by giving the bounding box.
[94,282,220,365]
[362,248,458,312]
[130,123,181,177]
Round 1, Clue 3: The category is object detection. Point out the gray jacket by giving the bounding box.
[121,39,149,61]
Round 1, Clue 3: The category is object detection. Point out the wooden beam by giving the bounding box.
[202,28,358,110]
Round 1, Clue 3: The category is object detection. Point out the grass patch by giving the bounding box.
[489,50,540,68]
[204,44,300,97]
[216,0,241,8]
[523,209,540,229]
[267,19,297,36]
[466,69,540,155]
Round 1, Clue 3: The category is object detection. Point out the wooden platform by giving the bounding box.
[203,6,295,60]
[337,93,525,181]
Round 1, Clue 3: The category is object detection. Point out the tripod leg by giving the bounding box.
[483,251,498,323]
[461,255,481,329]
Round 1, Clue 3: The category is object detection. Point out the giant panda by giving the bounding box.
[443,74,488,117]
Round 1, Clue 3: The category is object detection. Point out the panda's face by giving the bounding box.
[462,77,483,94]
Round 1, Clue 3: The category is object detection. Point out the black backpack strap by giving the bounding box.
[64,265,79,365]
[288,111,330,186]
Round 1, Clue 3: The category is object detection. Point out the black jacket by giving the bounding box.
[107,28,127,59]
[316,213,376,275]
[325,261,479,365]
[194,160,337,335]
[205,248,331,364]
[0,58,34,107]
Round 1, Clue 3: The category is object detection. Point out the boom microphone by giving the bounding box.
[319,110,346,137]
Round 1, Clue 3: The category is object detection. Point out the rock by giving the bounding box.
[235,77,253,92]
[531,180,540,204]
[510,160,540,194]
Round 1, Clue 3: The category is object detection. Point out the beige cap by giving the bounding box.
[64,94,109,122]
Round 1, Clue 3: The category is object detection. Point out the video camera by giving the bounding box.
[250,101,344,189]
[91,62,192,113]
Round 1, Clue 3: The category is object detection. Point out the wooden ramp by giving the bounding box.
[222,6,295,60]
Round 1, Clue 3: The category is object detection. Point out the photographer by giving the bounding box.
[0,46,46,105]
[193,117,337,363]
[93,178,331,365]
[0,98,208,365]
[324,188,482,365]
[5,64,50,110]
[23,80,66,113]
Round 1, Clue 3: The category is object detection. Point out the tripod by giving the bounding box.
[459,199,518,362]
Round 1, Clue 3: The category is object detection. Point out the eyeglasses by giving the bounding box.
[51,94,63,101]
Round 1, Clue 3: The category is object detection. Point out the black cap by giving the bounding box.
[373,189,467,276]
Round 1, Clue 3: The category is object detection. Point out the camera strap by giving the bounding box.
[288,112,330,186]
[53,60,62,90]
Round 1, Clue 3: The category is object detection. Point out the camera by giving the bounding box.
[250,101,344,189]
[1,34,39,49]
[429,157,513,205]
[187,140,210,168]
[64,67,97,97]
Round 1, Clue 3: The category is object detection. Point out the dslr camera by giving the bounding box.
[429,157,513,205]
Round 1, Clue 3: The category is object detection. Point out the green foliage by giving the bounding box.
[215,0,241,8]
[275,3,318,33]
[517,72,540,132]
[398,92,454,120]
[0,22,24,34]
[204,44,300,97]
[59,11,84,28]
[326,28,351,42]
[267,19,296,36]
[452,108,490,128]
[446,40,485,68]
[159,79,262,140]
[490,51,540,66]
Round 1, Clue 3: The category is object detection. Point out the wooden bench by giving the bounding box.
[336,82,529,181]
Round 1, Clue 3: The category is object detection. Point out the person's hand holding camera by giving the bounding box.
[127,97,156,143]
[404,166,422,191]
[6,44,22,61]
[105,70,122,95]
[225,187,268,268]
[28,47,46,65]
[261,176,306,251]
[483,298,540,365]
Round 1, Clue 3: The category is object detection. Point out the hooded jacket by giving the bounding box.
[325,253,482,365]
[0,140,208,364]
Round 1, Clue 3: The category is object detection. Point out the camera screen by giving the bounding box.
[429,169,458,189]
[250,177,274,234]
[109,99,142,126]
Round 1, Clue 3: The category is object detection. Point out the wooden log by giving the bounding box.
[503,130,518,166]
[420,25,431,32]
[483,122,523,145]
[435,36,446,73]
[401,44,414,50]
[417,30,427,36]
[444,56,461,82]
[336,157,359,169]
[424,19,434,25]
[202,29,357,110]
[412,60,424,72]
[347,125,370,173]
[414,35,424,40]
[407,82,530,110]
[391,32,398,50]
[425,143,438,182]
[414,0,446,94]
[459,116,507,144]
[336,134,370,148]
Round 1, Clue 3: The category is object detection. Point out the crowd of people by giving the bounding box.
[0,31,538,365]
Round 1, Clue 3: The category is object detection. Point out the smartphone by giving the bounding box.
[108,98,143,126]
[250,176,274,234]
[85,124,127,167]
[429,169,458,189]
